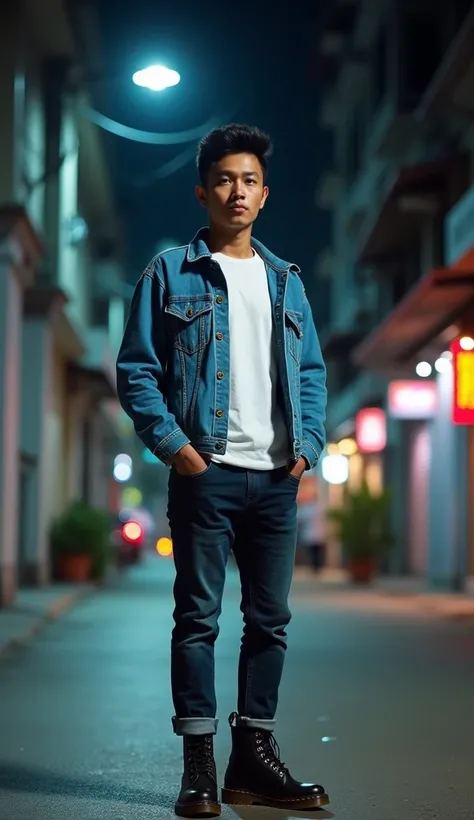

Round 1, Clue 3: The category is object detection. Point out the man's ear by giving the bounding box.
[260,185,269,210]
[195,185,207,209]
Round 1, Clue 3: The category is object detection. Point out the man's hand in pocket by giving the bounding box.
[173,444,210,476]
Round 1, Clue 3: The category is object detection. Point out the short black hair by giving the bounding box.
[196,123,273,185]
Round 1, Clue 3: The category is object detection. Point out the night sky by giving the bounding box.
[93,0,331,324]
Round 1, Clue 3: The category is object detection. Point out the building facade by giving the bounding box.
[316,0,474,589]
[0,1,126,606]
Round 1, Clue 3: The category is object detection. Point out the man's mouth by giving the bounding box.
[229,204,247,213]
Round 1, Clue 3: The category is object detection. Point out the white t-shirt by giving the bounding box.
[211,251,291,470]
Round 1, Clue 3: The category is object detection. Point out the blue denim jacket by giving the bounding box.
[116,228,327,468]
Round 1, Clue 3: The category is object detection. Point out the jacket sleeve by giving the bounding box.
[116,260,190,464]
[299,293,327,470]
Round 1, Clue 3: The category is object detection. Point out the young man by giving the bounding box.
[116,124,328,818]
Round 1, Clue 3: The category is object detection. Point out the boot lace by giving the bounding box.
[255,731,289,778]
[187,736,216,781]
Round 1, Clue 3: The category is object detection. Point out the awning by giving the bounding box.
[416,5,474,120]
[356,157,466,264]
[353,267,474,369]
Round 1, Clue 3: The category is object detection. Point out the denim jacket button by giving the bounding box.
[216,332,223,341]
[216,295,224,304]
[215,442,224,450]
[217,371,225,380]
[216,409,224,417]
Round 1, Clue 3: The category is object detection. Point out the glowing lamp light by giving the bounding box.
[321,454,349,485]
[113,453,132,482]
[122,521,143,543]
[435,357,451,374]
[114,453,131,467]
[118,508,133,523]
[132,65,180,91]
[356,408,386,454]
[122,486,142,507]
[338,438,357,456]
[156,537,173,556]
[326,442,339,455]
[388,381,438,419]
[416,361,432,378]
[113,462,132,482]
[460,336,474,351]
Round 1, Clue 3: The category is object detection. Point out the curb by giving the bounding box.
[0,585,95,659]
[292,576,474,620]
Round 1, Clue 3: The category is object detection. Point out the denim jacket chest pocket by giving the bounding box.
[165,296,214,355]
[285,309,304,364]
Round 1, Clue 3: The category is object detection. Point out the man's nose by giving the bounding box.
[231,181,245,198]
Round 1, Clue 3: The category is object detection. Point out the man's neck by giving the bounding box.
[208,225,254,259]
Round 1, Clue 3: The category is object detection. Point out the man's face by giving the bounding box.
[196,153,269,232]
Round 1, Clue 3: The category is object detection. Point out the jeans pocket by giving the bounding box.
[176,462,213,480]
[286,470,302,486]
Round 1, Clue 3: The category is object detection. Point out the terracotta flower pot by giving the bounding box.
[347,558,376,584]
[60,553,92,582]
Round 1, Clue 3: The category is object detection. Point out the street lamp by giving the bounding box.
[132,64,181,92]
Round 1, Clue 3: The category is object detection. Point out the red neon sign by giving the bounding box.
[451,338,474,425]
[356,408,386,453]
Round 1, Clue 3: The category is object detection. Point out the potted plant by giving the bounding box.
[50,500,111,583]
[328,483,393,584]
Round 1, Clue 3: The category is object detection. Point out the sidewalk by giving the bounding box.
[292,566,474,619]
[0,582,95,658]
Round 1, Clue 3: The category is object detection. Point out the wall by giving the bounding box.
[24,57,46,235]
[428,367,469,589]
[43,344,68,528]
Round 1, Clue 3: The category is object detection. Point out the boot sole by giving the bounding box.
[174,800,221,817]
[222,788,330,810]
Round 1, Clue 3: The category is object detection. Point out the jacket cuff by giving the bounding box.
[300,439,321,471]
[152,428,190,466]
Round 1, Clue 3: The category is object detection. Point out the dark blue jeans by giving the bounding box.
[167,462,299,736]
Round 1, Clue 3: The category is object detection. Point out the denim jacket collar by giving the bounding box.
[186,227,301,274]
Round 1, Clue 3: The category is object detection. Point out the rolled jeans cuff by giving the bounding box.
[235,716,276,732]
[172,716,218,736]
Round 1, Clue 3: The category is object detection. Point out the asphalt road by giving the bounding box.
[1,554,474,820]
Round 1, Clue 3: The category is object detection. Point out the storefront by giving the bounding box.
[319,411,387,571]
[445,184,474,585]
[350,183,474,589]
[386,380,438,576]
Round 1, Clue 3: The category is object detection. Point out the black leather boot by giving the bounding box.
[175,735,221,817]
[222,713,329,810]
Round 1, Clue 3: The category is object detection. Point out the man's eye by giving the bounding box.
[246,179,256,184]
[218,177,230,184]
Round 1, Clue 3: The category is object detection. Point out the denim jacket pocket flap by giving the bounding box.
[165,296,214,323]
[165,296,214,355]
[285,310,303,338]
